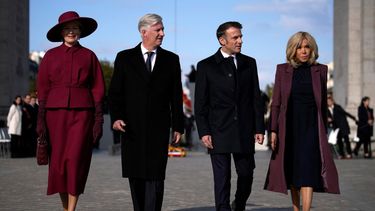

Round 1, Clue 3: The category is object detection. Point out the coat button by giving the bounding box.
[228,73,232,77]
[234,116,237,120]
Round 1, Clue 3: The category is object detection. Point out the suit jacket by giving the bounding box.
[328,104,356,135]
[264,63,340,194]
[108,43,184,180]
[37,43,105,108]
[357,106,374,138]
[194,49,265,154]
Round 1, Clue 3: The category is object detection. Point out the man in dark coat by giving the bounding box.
[108,13,184,211]
[194,21,265,211]
[327,96,357,158]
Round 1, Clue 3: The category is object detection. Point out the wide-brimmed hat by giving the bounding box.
[47,11,97,42]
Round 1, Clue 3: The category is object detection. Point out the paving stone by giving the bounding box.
[0,150,374,210]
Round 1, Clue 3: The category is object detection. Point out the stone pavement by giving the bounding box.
[0,149,374,211]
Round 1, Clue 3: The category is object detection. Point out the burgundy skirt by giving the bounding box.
[46,108,94,196]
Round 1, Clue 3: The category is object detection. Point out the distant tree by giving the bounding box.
[265,83,274,99]
[29,59,38,94]
[100,60,114,96]
[100,60,114,114]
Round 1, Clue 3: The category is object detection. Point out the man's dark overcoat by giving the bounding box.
[264,63,340,194]
[194,49,265,154]
[328,103,356,135]
[108,43,184,180]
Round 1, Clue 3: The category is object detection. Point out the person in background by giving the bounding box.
[108,13,184,211]
[195,21,265,211]
[28,95,39,156]
[264,31,340,211]
[7,95,23,158]
[327,95,357,159]
[22,93,34,157]
[353,96,374,158]
[37,11,105,211]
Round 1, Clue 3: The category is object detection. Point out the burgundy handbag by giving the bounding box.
[36,134,49,165]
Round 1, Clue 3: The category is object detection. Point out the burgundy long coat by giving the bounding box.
[264,63,340,194]
[37,43,105,195]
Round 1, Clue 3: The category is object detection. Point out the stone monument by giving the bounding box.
[334,0,375,127]
[0,0,29,121]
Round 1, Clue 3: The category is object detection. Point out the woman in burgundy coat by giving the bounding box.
[36,11,105,211]
[264,32,339,211]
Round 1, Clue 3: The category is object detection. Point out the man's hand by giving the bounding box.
[112,120,126,132]
[270,132,277,151]
[255,133,264,145]
[201,135,213,149]
[172,132,182,144]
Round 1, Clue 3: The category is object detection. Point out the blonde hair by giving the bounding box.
[286,31,319,68]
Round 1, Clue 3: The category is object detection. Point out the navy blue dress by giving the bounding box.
[285,63,323,190]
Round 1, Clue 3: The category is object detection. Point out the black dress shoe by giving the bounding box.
[353,150,358,156]
[231,201,244,211]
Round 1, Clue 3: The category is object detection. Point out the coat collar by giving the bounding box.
[214,48,226,64]
[213,48,245,71]
[283,63,323,108]
[59,42,82,53]
[285,63,320,73]
[133,43,164,82]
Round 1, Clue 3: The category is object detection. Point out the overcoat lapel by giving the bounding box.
[131,44,151,82]
[311,65,322,108]
[214,51,239,101]
[284,65,294,104]
[152,47,164,75]
[236,54,246,101]
[214,50,226,73]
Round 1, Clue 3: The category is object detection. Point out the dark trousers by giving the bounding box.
[354,135,371,156]
[10,134,23,158]
[128,178,164,211]
[336,132,352,156]
[210,153,255,211]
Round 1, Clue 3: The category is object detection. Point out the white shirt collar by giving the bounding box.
[220,49,237,68]
[220,49,236,59]
[141,43,157,55]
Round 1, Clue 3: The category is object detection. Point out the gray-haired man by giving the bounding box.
[108,13,184,211]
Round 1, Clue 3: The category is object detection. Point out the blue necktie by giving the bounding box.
[146,52,154,72]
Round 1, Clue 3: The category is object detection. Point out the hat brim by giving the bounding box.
[47,17,97,42]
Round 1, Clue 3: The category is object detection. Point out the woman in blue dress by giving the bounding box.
[264,32,340,211]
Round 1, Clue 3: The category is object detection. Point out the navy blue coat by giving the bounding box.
[194,49,264,153]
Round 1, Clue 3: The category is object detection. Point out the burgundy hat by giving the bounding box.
[47,11,97,42]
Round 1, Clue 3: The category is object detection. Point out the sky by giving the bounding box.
[30,0,333,90]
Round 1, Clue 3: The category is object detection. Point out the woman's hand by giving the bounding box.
[271,132,278,151]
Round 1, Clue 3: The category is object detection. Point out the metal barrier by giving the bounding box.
[0,128,11,158]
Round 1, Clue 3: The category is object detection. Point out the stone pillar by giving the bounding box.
[334,0,375,135]
[0,0,29,120]
[334,0,375,114]
[362,0,375,103]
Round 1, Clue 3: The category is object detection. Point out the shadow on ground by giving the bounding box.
[174,204,292,211]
